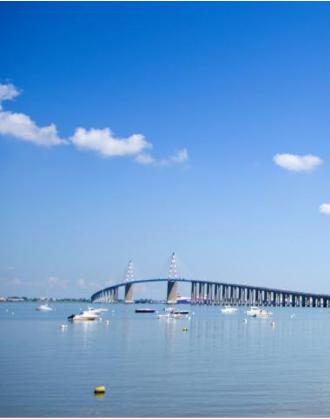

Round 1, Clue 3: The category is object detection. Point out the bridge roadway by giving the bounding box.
[90,278,330,307]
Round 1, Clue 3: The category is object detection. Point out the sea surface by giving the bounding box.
[1,303,330,417]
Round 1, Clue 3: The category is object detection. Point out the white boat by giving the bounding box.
[67,309,100,321]
[221,305,238,314]
[36,303,53,311]
[246,306,272,318]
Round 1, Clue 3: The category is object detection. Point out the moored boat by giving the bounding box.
[221,305,238,314]
[135,308,156,313]
[246,306,272,318]
[67,309,100,321]
[36,303,53,312]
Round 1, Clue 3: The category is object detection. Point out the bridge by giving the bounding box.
[90,253,330,308]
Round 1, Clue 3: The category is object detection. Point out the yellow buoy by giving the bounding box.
[94,386,106,394]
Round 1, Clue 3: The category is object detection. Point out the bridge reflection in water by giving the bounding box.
[91,253,330,307]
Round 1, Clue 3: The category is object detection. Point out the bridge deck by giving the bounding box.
[91,277,330,303]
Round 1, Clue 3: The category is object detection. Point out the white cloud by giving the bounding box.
[273,153,322,172]
[0,110,66,146]
[0,83,20,105]
[70,127,151,158]
[319,203,330,215]
[0,83,66,146]
[0,82,189,167]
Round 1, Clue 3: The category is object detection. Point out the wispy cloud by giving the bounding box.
[0,83,66,146]
[70,127,151,158]
[0,83,20,103]
[135,148,189,167]
[47,276,68,289]
[0,82,188,166]
[76,278,99,289]
[161,148,189,166]
[319,203,330,215]
[273,153,322,172]
[135,153,156,165]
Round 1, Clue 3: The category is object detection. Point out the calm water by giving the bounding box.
[1,303,330,417]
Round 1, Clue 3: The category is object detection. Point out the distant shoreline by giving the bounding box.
[0,297,91,303]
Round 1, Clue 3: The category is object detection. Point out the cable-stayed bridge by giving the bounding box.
[91,253,330,307]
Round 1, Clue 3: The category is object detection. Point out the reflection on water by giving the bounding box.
[1,303,330,417]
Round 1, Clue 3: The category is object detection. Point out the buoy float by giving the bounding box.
[94,386,106,394]
[271,321,276,327]
[182,327,189,332]
[105,320,110,325]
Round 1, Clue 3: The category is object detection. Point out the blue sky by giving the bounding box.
[1,3,330,298]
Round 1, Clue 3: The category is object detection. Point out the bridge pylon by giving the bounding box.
[124,260,135,303]
[167,252,178,304]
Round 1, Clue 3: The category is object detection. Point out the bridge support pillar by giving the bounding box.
[112,288,118,303]
[292,295,296,307]
[191,282,198,304]
[125,283,134,303]
[247,288,251,305]
[191,282,195,304]
[200,283,206,304]
[206,283,212,304]
[167,280,177,304]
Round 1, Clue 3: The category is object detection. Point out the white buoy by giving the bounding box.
[290,313,295,319]
[243,318,248,324]
[271,321,276,327]
[105,320,110,325]
[60,324,67,329]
